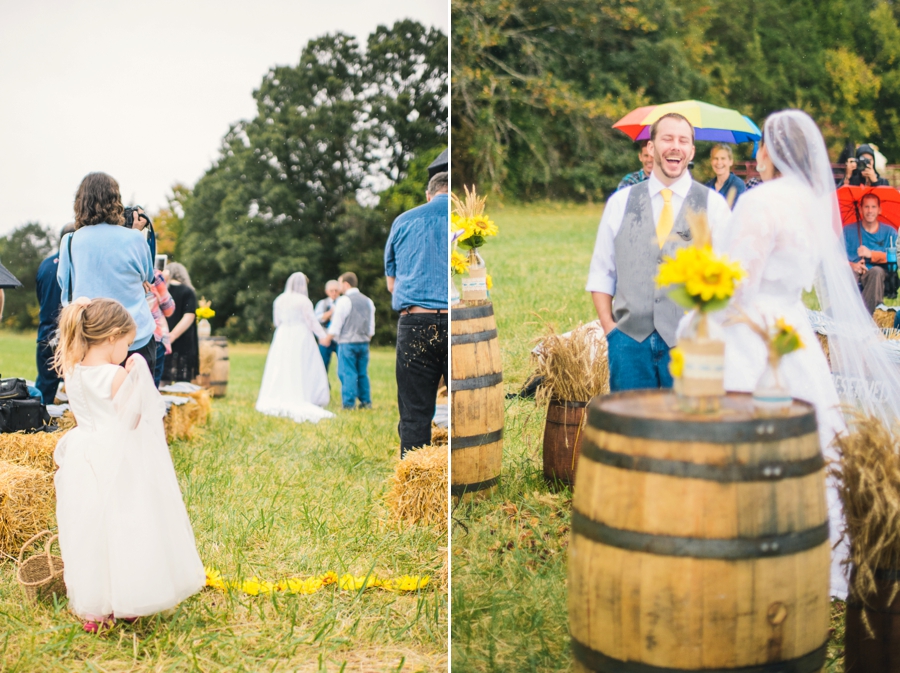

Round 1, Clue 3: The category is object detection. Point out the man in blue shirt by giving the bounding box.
[616,141,654,192]
[843,192,897,313]
[34,223,75,403]
[384,171,448,458]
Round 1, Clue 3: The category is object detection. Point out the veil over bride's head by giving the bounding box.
[284,272,309,297]
[764,109,900,427]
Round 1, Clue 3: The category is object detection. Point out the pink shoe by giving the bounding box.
[82,615,114,633]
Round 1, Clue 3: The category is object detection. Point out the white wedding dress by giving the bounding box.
[255,290,334,424]
[713,176,849,598]
[54,358,205,619]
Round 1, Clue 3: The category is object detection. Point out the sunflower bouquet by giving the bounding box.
[196,299,215,337]
[452,185,497,303]
[656,210,746,410]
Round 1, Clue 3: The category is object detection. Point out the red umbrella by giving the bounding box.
[837,186,900,230]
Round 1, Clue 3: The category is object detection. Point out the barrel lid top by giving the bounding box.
[588,390,817,442]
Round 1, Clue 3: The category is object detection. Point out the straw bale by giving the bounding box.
[55,413,76,432]
[832,412,900,631]
[0,460,55,555]
[164,401,200,442]
[816,333,830,369]
[385,444,448,530]
[874,309,895,329]
[535,322,610,403]
[0,430,65,472]
[431,424,448,446]
[168,389,211,427]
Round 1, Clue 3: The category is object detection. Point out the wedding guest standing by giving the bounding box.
[384,171,449,458]
[35,223,75,403]
[162,263,199,383]
[705,144,746,207]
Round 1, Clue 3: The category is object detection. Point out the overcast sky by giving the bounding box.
[0,0,448,236]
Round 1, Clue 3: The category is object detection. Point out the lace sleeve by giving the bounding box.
[301,297,327,340]
[723,194,776,310]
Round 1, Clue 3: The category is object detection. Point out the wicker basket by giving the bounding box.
[16,530,65,603]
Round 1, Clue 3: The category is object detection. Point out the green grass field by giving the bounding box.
[450,204,845,672]
[0,330,447,672]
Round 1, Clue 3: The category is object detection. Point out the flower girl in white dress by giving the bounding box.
[53,298,205,632]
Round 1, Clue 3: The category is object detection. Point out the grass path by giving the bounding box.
[0,330,447,672]
[450,204,845,672]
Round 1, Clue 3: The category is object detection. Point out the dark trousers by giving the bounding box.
[856,264,886,314]
[153,340,167,388]
[123,338,157,375]
[607,328,673,392]
[35,341,60,404]
[395,313,448,458]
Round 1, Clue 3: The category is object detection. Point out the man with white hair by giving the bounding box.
[314,279,341,373]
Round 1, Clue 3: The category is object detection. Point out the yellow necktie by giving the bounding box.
[656,188,674,248]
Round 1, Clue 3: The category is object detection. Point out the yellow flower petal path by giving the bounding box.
[204,567,430,597]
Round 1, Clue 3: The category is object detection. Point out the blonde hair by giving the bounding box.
[711,144,733,160]
[53,298,136,374]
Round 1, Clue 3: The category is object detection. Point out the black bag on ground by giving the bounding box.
[0,377,30,401]
[0,399,50,433]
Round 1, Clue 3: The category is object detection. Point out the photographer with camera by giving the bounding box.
[57,172,157,372]
[842,144,890,187]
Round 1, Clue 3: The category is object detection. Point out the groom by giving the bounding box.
[587,113,731,392]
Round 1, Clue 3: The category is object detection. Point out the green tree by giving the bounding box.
[0,223,54,330]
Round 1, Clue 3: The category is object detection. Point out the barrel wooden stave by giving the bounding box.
[569,391,829,671]
[201,336,229,397]
[542,400,587,486]
[450,304,503,499]
[845,573,900,672]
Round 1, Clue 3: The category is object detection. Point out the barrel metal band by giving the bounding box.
[451,476,499,496]
[451,329,498,346]
[588,396,817,443]
[581,441,825,482]
[451,304,494,320]
[451,372,503,391]
[451,428,503,451]
[571,637,827,673]
[572,511,829,559]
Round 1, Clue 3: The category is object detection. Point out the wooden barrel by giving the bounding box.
[200,336,229,398]
[542,399,588,487]
[450,303,503,500]
[845,569,900,672]
[569,390,830,672]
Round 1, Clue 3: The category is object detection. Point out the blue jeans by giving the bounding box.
[318,341,338,372]
[153,340,167,388]
[35,341,60,405]
[337,343,371,409]
[607,328,673,392]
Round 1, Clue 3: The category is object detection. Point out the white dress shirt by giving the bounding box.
[327,288,376,340]
[586,170,731,296]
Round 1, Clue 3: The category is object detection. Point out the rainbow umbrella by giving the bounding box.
[613,100,761,143]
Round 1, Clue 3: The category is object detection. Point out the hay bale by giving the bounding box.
[431,425,448,446]
[0,431,64,472]
[164,400,199,442]
[0,460,55,556]
[385,444,448,530]
[816,332,830,369]
[874,309,895,329]
[54,413,76,432]
[534,321,609,403]
[168,389,211,427]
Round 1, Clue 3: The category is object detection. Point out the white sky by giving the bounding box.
[0,0,448,236]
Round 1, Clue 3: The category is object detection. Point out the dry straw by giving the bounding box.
[385,444,448,530]
[534,322,610,403]
[0,460,55,556]
[199,341,217,375]
[0,431,63,472]
[431,425,448,446]
[874,309,895,330]
[831,412,900,630]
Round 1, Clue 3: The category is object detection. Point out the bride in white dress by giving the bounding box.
[256,272,334,424]
[714,110,900,599]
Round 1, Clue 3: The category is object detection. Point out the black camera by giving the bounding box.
[124,206,150,229]
[857,157,871,171]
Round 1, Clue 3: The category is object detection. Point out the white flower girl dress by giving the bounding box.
[54,357,205,619]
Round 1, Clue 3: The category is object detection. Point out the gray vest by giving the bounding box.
[339,291,373,344]
[613,180,709,347]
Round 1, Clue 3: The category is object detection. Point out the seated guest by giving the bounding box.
[616,140,654,191]
[842,144,890,187]
[705,144,746,208]
[843,192,896,313]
